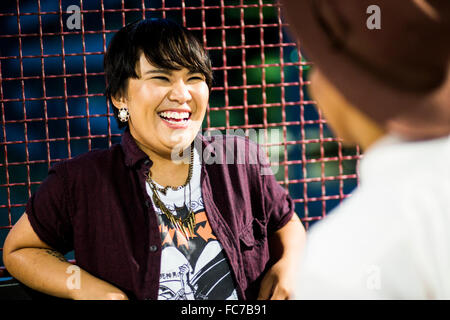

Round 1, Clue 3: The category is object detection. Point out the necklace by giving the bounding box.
[148,147,194,195]
[146,145,196,238]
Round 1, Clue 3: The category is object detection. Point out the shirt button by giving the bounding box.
[149,245,158,252]
[145,200,150,208]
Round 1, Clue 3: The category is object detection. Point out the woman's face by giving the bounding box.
[113,53,209,159]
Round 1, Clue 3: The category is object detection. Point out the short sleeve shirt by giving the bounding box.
[294,134,450,299]
[26,129,295,300]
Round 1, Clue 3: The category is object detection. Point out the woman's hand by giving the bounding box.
[257,255,299,300]
[258,214,306,300]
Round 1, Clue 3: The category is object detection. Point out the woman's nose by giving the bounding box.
[168,80,192,104]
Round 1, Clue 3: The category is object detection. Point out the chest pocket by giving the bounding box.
[238,218,269,295]
[239,218,266,248]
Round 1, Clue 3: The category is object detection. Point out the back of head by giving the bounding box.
[281,0,450,140]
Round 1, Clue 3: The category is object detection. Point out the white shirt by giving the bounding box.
[294,134,450,299]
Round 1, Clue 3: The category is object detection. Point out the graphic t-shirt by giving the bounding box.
[146,148,239,300]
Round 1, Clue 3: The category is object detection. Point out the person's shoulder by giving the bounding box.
[299,183,448,299]
[382,136,449,213]
[300,190,403,270]
[303,152,447,269]
[375,135,449,191]
[304,187,405,261]
[50,143,123,173]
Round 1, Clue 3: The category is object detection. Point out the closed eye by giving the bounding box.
[188,75,205,81]
[152,76,170,81]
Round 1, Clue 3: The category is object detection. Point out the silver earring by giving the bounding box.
[118,107,130,122]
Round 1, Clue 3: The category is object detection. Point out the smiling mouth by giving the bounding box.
[157,111,192,125]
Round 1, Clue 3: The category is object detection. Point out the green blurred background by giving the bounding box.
[0,0,360,269]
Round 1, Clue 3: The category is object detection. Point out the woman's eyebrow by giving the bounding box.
[143,69,172,76]
[187,70,203,75]
[142,69,203,77]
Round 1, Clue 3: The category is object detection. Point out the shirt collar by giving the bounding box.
[120,128,150,167]
[120,128,217,168]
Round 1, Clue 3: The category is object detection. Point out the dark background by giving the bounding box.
[0,0,360,277]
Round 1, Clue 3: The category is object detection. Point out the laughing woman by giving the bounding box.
[3,19,306,300]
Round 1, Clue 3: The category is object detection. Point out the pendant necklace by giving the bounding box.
[146,145,196,238]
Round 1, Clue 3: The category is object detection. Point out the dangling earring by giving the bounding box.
[118,107,130,122]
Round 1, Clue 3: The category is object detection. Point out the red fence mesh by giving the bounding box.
[0,0,361,269]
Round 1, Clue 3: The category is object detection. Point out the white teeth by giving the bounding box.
[164,118,188,125]
[158,111,190,119]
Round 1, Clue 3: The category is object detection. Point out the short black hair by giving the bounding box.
[104,18,213,128]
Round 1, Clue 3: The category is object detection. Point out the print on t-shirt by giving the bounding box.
[156,203,237,300]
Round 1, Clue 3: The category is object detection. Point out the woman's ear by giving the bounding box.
[111,92,127,110]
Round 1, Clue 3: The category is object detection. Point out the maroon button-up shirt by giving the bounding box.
[26,129,295,300]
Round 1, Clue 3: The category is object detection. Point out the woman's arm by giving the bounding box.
[258,213,306,300]
[3,213,128,300]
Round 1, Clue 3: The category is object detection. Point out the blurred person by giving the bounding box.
[2,18,305,300]
[281,0,450,299]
